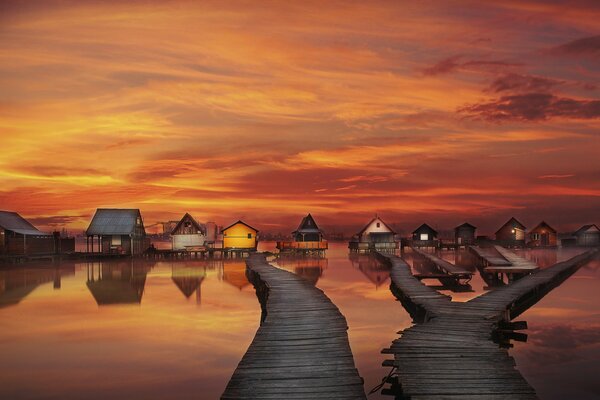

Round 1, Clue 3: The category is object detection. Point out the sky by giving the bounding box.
[0,0,599,235]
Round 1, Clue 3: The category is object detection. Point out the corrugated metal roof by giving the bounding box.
[0,211,51,236]
[86,209,143,235]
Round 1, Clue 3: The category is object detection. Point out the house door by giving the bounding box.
[541,233,549,246]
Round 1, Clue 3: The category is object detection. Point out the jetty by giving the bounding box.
[377,249,598,399]
[410,247,473,285]
[470,245,539,283]
[221,253,366,400]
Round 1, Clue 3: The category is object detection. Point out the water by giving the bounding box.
[0,243,598,399]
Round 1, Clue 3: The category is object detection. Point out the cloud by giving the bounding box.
[422,56,522,76]
[487,73,562,93]
[550,35,600,58]
[459,93,600,121]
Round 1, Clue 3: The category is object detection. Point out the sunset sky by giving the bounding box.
[0,0,598,235]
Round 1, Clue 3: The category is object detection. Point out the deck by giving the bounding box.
[410,247,473,283]
[376,249,598,399]
[488,246,539,274]
[221,253,366,400]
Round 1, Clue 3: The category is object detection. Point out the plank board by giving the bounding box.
[377,249,598,400]
[221,254,366,400]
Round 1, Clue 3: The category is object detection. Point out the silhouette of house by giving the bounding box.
[0,211,53,256]
[85,209,148,255]
[349,215,397,253]
[412,223,438,245]
[495,217,526,247]
[277,214,327,253]
[573,224,600,247]
[528,221,557,247]
[171,213,206,250]
[454,222,476,246]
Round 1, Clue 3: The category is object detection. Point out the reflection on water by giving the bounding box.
[0,244,597,399]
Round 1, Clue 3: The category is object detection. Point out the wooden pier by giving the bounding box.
[409,247,473,285]
[221,253,366,400]
[470,245,539,283]
[376,249,598,399]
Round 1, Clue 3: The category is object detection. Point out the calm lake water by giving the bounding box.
[0,242,598,399]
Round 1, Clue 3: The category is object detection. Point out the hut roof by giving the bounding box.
[356,215,396,235]
[530,221,557,234]
[293,213,322,234]
[86,209,144,236]
[0,211,51,236]
[171,213,205,235]
[221,220,259,234]
[455,222,476,230]
[574,224,600,236]
[495,217,526,234]
[413,223,438,235]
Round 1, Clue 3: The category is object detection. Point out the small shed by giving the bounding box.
[412,223,438,242]
[349,215,397,253]
[171,213,205,250]
[574,224,600,247]
[0,211,53,256]
[528,221,557,247]
[222,220,258,250]
[454,222,476,246]
[85,209,148,255]
[495,217,527,246]
[293,214,324,242]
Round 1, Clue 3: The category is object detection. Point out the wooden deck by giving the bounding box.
[488,246,539,274]
[410,247,473,282]
[376,249,598,399]
[469,246,512,266]
[221,253,366,400]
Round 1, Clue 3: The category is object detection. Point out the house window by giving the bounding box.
[420,233,428,241]
[377,222,381,228]
[247,233,252,239]
[111,236,122,246]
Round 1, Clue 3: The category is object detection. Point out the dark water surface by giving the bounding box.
[0,243,598,399]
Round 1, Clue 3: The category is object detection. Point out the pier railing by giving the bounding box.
[276,240,328,250]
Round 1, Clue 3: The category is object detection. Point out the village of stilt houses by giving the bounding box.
[1,208,599,399]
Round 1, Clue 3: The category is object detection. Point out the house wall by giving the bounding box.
[359,219,393,242]
[496,225,526,242]
[576,232,600,246]
[223,224,257,249]
[0,228,4,253]
[5,234,54,255]
[455,227,476,244]
[294,232,321,242]
[173,234,206,249]
[528,230,557,247]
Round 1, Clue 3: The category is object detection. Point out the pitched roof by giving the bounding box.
[495,217,526,234]
[455,222,476,230]
[574,224,600,236]
[171,213,205,235]
[293,213,322,234]
[221,220,259,233]
[356,215,396,236]
[0,211,50,236]
[413,223,438,235]
[86,209,144,236]
[530,221,557,233]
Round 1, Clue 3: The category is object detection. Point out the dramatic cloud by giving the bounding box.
[422,56,522,76]
[460,93,600,121]
[550,35,600,58]
[487,73,562,93]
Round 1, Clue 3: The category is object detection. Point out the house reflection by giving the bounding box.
[171,264,207,304]
[525,249,558,268]
[276,257,327,286]
[222,260,251,290]
[86,262,151,305]
[349,253,390,288]
[0,266,74,308]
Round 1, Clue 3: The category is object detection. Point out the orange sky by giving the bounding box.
[0,0,598,235]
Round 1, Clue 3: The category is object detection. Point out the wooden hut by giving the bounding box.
[348,215,397,253]
[221,220,258,251]
[528,221,557,247]
[454,222,476,246]
[411,223,438,247]
[0,211,54,257]
[171,213,206,250]
[573,224,600,247]
[276,214,327,254]
[495,217,527,247]
[85,209,148,255]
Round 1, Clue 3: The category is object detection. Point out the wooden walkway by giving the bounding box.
[377,249,598,399]
[489,246,539,274]
[410,247,473,283]
[221,253,366,400]
[469,246,511,267]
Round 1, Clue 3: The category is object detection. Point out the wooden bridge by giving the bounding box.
[221,253,366,400]
[409,246,473,285]
[377,249,598,399]
[470,245,539,283]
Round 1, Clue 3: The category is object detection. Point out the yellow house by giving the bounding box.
[221,220,259,250]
